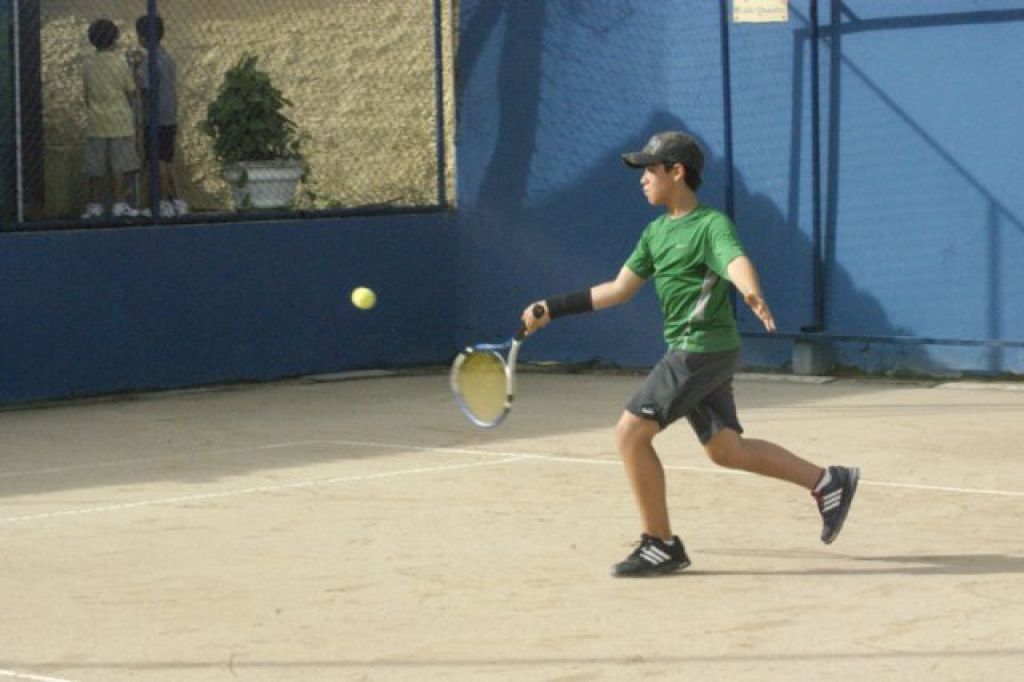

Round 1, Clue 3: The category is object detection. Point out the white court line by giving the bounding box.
[9,437,1023,498]
[859,479,1024,497]
[325,439,1024,498]
[3,439,1021,526]
[0,440,324,479]
[0,455,526,524]
[0,670,76,682]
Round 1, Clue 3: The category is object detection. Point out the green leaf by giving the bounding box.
[198,52,306,165]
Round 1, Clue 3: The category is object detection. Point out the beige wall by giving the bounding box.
[39,0,455,217]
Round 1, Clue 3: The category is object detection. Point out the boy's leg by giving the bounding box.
[87,177,103,204]
[703,428,822,490]
[159,126,180,198]
[110,136,140,205]
[702,428,859,543]
[82,138,107,215]
[616,350,737,540]
[613,410,691,577]
[81,177,105,218]
[687,373,822,489]
[112,172,125,202]
[610,350,738,577]
[615,411,671,539]
[160,161,173,199]
[158,127,187,214]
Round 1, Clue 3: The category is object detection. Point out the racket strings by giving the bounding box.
[454,351,509,425]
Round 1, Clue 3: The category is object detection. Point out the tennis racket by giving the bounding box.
[450,304,545,428]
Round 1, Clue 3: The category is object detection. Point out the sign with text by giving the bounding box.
[733,0,789,23]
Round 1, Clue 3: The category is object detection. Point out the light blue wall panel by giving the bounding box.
[821,1,1024,373]
[455,0,1024,376]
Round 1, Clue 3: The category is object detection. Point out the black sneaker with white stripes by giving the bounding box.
[813,465,860,544]
[612,534,691,577]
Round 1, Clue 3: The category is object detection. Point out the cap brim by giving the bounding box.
[621,152,663,168]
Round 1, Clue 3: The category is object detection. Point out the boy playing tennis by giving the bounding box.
[521,131,859,577]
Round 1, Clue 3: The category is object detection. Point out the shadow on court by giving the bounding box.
[0,372,825,501]
[0,372,1021,503]
[686,552,1024,577]
[6,647,1024,673]
[2,373,1024,681]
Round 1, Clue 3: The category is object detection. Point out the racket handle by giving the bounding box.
[515,304,546,341]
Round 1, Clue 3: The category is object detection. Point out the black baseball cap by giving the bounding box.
[622,131,704,172]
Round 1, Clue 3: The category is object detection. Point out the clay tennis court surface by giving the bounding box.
[2,371,1022,681]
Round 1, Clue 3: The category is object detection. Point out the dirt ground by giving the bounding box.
[1,371,1023,681]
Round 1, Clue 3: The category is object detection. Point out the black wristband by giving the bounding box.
[545,289,594,319]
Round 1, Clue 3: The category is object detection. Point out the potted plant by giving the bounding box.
[199,53,306,209]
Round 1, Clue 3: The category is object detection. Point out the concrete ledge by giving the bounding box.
[935,381,1024,392]
[306,370,399,382]
[736,373,835,384]
[792,338,834,376]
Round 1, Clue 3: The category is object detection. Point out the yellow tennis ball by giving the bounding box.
[351,286,376,310]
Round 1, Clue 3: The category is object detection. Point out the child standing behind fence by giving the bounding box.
[133,14,187,217]
[81,19,140,219]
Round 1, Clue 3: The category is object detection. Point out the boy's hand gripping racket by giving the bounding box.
[450,305,545,428]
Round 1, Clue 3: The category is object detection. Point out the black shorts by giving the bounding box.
[144,125,177,162]
[625,348,743,444]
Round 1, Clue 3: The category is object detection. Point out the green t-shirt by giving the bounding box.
[624,205,746,352]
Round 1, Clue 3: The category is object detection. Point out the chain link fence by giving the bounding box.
[3,0,455,228]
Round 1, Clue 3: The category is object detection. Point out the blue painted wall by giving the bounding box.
[455,0,1024,376]
[454,1,731,367]
[0,214,454,403]
[817,1,1024,374]
[3,1,1023,405]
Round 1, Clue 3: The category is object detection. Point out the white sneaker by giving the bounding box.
[81,203,103,219]
[172,198,189,215]
[159,200,177,216]
[112,202,139,217]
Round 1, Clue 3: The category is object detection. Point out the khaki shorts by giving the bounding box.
[625,347,743,444]
[83,136,140,177]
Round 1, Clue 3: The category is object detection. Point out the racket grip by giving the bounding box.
[515,304,546,341]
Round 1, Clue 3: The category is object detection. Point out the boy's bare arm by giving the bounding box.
[523,267,645,333]
[591,266,646,310]
[727,255,776,331]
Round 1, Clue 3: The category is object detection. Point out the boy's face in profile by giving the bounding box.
[640,163,682,207]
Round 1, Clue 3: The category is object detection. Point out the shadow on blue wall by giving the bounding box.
[808,3,1024,375]
[453,0,897,372]
[457,0,1024,377]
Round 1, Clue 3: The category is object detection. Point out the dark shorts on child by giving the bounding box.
[144,125,178,162]
[625,347,743,444]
